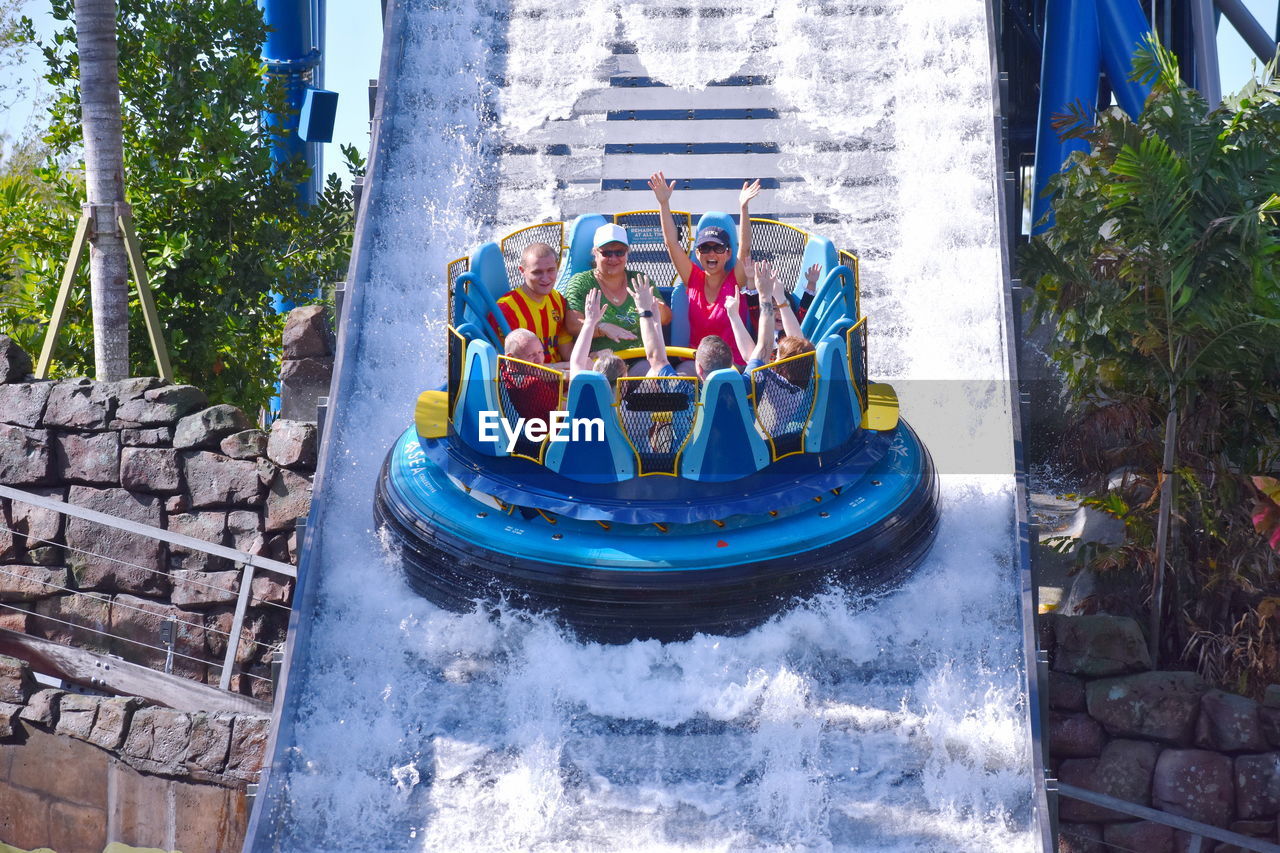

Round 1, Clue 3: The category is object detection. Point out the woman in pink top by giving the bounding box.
[648,172,760,366]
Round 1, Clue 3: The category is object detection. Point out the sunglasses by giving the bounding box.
[696,244,729,255]
[598,248,628,258]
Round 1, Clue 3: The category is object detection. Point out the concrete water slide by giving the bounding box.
[246,0,1045,848]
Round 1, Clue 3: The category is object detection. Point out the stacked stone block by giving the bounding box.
[0,654,262,851]
[0,336,316,701]
[1048,613,1280,852]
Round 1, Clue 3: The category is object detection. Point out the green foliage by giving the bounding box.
[1021,40,1280,693]
[0,0,356,412]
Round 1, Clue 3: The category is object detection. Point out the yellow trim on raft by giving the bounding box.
[611,346,697,361]
[415,390,450,439]
[861,383,899,431]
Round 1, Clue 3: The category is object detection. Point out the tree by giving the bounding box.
[1022,41,1280,685]
[74,0,129,380]
[2,0,355,411]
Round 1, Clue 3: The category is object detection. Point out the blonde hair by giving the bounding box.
[593,351,625,384]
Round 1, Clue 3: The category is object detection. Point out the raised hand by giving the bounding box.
[648,171,675,205]
[738,179,761,209]
[584,288,605,327]
[630,279,654,313]
[725,287,741,315]
[804,262,822,294]
[755,259,778,304]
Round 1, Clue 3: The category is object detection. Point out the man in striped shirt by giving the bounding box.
[494,242,582,366]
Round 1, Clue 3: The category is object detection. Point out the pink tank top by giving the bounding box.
[687,266,749,366]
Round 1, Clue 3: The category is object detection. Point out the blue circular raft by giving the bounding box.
[374,419,940,643]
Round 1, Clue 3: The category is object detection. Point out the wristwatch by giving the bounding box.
[638,310,653,318]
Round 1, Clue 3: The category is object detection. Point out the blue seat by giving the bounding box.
[794,233,838,294]
[452,339,506,457]
[801,265,859,342]
[669,283,690,347]
[691,211,739,273]
[804,334,862,453]
[556,214,609,291]
[543,372,636,483]
[680,368,770,482]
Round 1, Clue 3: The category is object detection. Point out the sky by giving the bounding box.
[0,0,1276,176]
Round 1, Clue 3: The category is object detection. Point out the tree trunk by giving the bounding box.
[1150,383,1179,666]
[75,0,129,380]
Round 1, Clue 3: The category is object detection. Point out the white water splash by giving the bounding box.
[253,0,1035,848]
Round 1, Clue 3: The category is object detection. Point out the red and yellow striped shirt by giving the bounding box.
[494,288,572,359]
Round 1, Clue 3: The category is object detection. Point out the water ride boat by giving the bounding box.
[374,210,939,642]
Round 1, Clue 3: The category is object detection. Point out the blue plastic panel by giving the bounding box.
[669,283,690,347]
[691,212,739,272]
[557,214,609,290]
[543,372,636,482]
[470,241,511,303]
[389,422,927,569]
[453,339,505,456]
[796,235,838,293]
[298,88,338,143]
[805,335,860,452]
[800,266,856,342]
[1097,0,1154,118]
[681,369,770,481]
[454,271,506,346]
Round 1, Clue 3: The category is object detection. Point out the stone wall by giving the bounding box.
[0,654,260,852]
[0,335,316,702]
[1046,613,1280,851]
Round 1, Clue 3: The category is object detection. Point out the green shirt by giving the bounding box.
[562,270,664,353]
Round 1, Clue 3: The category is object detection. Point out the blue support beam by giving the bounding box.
[260,0,321,209]
[1032,0,1101,232]
[1032,0,1155,234]
[1097,0,1155,117]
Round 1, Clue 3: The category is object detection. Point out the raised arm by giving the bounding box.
[751,260,777,364]
[799,262,821,314]
[723,287,756,362]
[648,171,694,284]
[737,179,760,273]
[631,277,670,374]
[570,289,606,377]
[759,260,804,340]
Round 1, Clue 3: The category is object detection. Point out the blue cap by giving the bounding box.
[694,226,730,248]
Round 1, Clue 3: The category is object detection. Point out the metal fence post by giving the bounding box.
[220,562,257,691]
[162,616,175,675]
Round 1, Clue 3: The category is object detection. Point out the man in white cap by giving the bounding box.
[562,222,672,355]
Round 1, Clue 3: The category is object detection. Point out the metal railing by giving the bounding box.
[1054,781,1280,853]
[0,484,296,695]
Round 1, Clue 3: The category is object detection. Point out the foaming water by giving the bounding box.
[255,0,1034,849]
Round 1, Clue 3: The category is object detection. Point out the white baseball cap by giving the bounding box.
[593,223,629,248]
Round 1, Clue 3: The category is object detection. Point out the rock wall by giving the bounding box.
[0,654,260,852]
[0,320,329,853]
[0,336,316,702]
[1046,613,1280,852]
